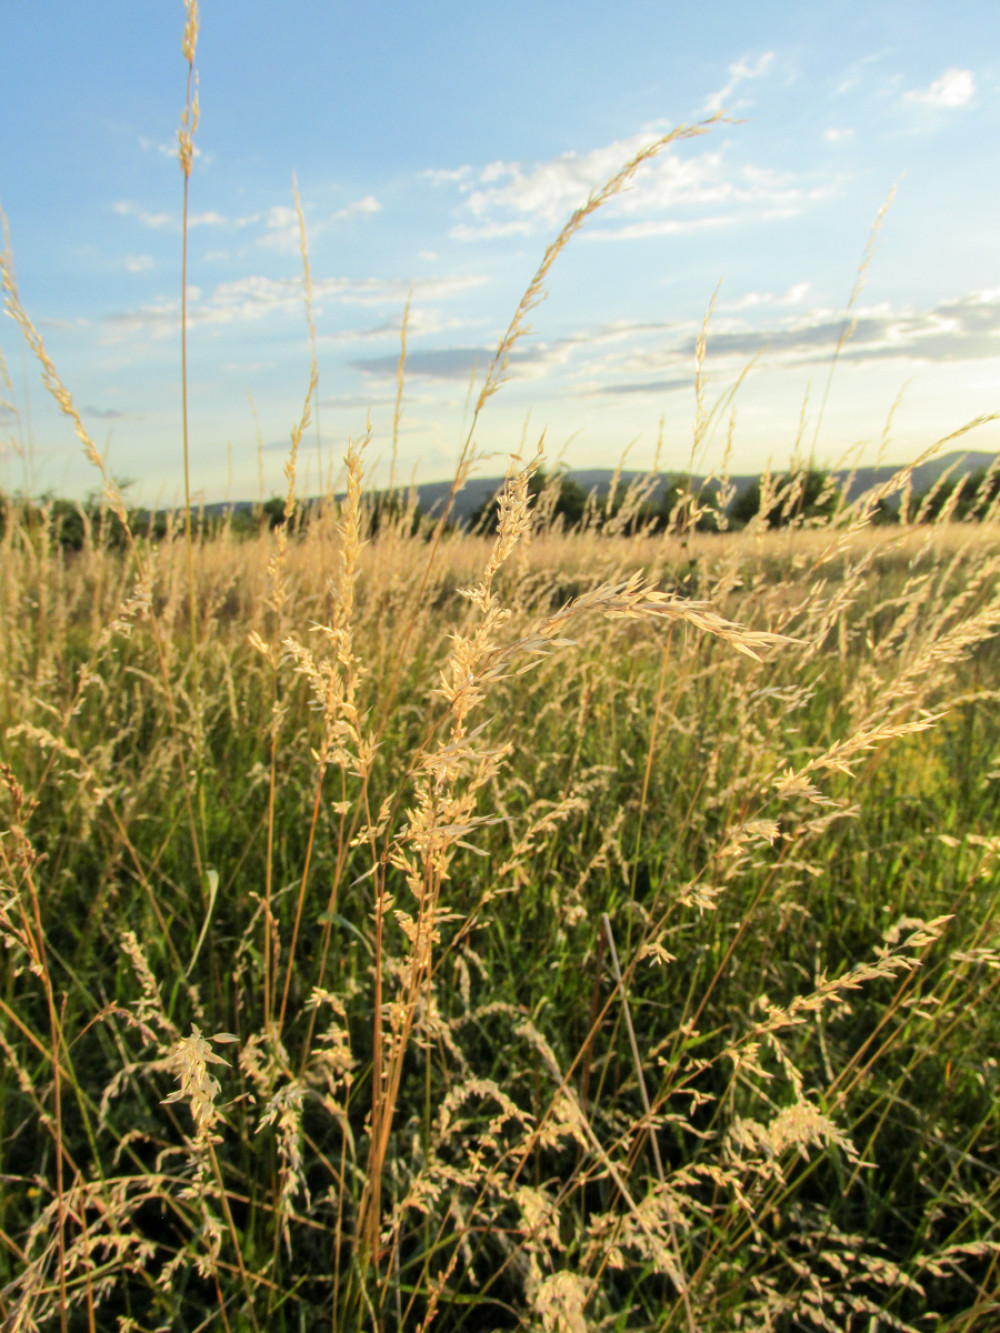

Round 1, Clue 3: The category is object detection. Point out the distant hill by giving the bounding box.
[202,450,998,524]
[434,450,1000,524]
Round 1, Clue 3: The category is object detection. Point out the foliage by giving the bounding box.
[908,465,1000,523]
[729,466,840,528]
[3,484,1000,1331]
[469,465,588,532]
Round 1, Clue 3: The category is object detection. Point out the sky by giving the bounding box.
[1,0,999,503]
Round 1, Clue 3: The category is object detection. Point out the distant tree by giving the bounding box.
[868,497,900,526]
[729,479,762,529]
[368,491,422,539]
[653,475,721,534]
[262,495,289,530]
[469,468,587,534]
[964,468,1000,519]
[909,468,1000,523]
[729,468,838,529]
[50,498,86,550]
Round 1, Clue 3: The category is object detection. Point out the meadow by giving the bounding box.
[3,8,1000,1331]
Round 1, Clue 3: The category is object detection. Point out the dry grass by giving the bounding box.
[3,448,1000,1330]
[2,10,1000,1330]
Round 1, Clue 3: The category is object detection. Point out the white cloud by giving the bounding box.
[255,196,383,253]
[125,255,154,274]
[824,127,854,144]
[720,283,811,313]
[138,134,205,164]
[331,274,489,307]
[451,219,535,241]
[421,165,473,186]
[331,195,382,222]
[783,282,811,305]
[318,306,469,346]
[114,200,173,229]
[904,68,976,108]
[102,272,489,341]
[189,211,229,228]
[703,53,775,115]
[38,316,91,332]
[585,286,1000,397]
[834,52,886,96]
[450,133,839,242]
[446,286,1000,402]
[458,132,673,232]
[587,214,735,242]
[256,205,301,254]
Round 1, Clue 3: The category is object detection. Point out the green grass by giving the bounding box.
[2,506,1000,1330]
[2,10,1000,1319]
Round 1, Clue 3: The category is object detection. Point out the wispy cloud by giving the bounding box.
[125,255,154,273]
[328,274,487,308]
[702,53,775,115]
[320,392,396,410]
[835,52,886,96]
[332,195,381,222]
[137,135,215,170]
[83,405,133,421]
[116,200,261,235]
[350,347,490,381]
[903,68,976,108]
[448,133,839,242]
[422,165,473,187]
[824,127,854,145]
[102,273,488,341]
[585,214,737,243]
[350,318,682,386]
[256,196,384,253]
[719,283,811,313]
[255,205,301,253]
[38,317,91,332]
[318,305,469,345]
[588,374,693,398]
[114,200,173,229]
[138,135,200,162]
[584,287,1000,396]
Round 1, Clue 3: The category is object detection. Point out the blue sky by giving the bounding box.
[1,0,998,502]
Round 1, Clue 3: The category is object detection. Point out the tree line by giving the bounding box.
[469,464,1000,535]
[2,463,998,551]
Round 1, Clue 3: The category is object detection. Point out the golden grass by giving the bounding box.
[2,11,1000,1330]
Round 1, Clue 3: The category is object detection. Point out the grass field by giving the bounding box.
[3,6,1000,1329]
[3,453,1000,1331]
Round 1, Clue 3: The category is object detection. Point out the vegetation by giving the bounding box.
[4,451,1000,1333]
[907,465,1000,524]
[470,468,723,537]
[2,6,1000,1330]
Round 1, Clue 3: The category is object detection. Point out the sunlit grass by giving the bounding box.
[1,6,1000,1329]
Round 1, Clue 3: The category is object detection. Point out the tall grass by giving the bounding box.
[2,9,1000,1332]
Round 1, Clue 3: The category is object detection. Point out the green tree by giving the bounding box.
[730,468,838,529]
[368,491,422,539]
[469,468,587,534]
[909,468,1000,523]
[650,475,721,534]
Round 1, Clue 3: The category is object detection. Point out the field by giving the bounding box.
[3,454,1000,1331]
[4,9,1000,1330]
